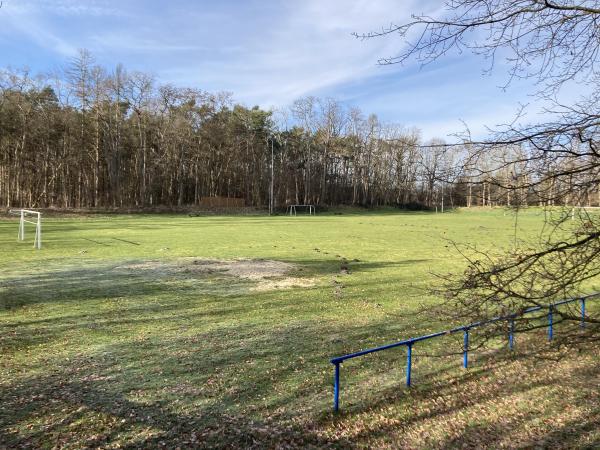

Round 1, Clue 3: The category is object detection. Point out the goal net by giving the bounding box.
[10,209,42,249]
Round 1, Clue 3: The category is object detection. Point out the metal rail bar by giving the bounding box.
[330,293,599,411]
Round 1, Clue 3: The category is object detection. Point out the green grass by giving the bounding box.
[1,208,598,448]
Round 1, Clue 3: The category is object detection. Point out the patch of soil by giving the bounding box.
[252,277,315,292]
[115,258,315,291]
[190,258,294,279]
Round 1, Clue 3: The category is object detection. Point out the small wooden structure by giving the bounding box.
[199,196,245,208]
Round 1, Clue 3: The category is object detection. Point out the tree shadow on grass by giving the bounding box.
[2,306,599,448]
[0,255,428,365]
[435,411,600,449]
[0,256,424,310]
[1,320,372,448]
[5,253,594,447]
[0,304,437,447]
[323,339,600,448]
[0,371,344,449]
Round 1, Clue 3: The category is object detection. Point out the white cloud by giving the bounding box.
[153,0,433,108]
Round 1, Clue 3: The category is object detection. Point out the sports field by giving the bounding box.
[1,208,598,448]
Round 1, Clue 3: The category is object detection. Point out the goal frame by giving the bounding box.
[287,204,315,216]
[10,209,42,249]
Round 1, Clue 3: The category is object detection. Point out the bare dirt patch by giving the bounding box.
[114,258,316,292]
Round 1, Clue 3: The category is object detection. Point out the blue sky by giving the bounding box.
[0,0,575,140]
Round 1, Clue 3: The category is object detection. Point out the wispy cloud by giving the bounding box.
[89,32,208,54]
[155,0,430,106]
[3,0,123,17]
[0,7,78,57]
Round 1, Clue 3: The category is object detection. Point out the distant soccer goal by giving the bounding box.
[287,204,315,216]
[10,209,42,249]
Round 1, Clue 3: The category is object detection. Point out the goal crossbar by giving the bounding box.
[10,209,41,215]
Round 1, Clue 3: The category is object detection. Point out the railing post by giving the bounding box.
[463,329,469,368]
[580,298,586,329]
[333,362,340,412]
[406,343,413,387]
[548,305,553,341]
[509,319,515,351]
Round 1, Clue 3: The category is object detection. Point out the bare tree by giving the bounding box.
[359,1,600,334]
[1,49,564,213]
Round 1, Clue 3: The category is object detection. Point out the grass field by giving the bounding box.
[1,208,599,449]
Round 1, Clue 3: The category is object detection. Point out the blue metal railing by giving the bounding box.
[330,293,598,412]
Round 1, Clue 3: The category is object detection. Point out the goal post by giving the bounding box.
[10,209,42,249]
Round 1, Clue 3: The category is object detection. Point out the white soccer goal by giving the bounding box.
[287,204,315,216]
[10,209,42,249]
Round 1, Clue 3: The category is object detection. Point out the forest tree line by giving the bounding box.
[1,51,598,210]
